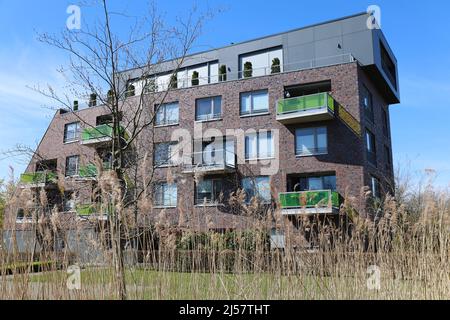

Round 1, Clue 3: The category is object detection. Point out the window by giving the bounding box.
[245,131,274,160]
[362,85,374,124]
[366,130,377,166]
[196,96,222,121]
[154,182,177,207]
[195,179,223,205]
[242,176,271,203]
[64,122,80,143]
[370,176,381,199]
[240,90,269,116]
[154,142,178,167]
[295,127,327,156]
[63,192,76,212]
[155,102,179,126]
[65,155,80,177]
[382,108,389,137]
[295,175,336,191]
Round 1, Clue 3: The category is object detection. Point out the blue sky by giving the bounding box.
[0,0,449,187]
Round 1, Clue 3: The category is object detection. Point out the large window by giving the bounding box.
[295,127,327,156]
[294,175,336,191]
[370,176,381,199]
[195,179,223,205]
[366,129,377,166]
[154,182,177,207]
[362,85,374,124]
[65,155,80,177]
[385,145,392,172]
[196,96,222,121]
[245,131,274,160]
[240,90,269,116]
[154,142,178,167]
[64,122,80,143]
[155,102,179,126]
[242,176,271,203]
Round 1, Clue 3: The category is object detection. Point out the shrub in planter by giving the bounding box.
[169,74,178,89]
[191,71,199,86]
[125,84,135,97]
[243,61,253,78]
[219,64,227,82]
[271,57,281,74]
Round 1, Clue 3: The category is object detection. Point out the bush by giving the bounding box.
[243,61,253,78]
[271,57,281,74]
[169,74,178,89]
[191,71,199,86]
[219,65,227,82]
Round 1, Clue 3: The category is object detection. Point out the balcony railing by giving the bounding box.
[276,92,335,124]
[76,203,112,217]
[19,172,57,187]
[279,190,340,215]
[78,162,112,179]
[183,149,236,173]
[81,124,113,144]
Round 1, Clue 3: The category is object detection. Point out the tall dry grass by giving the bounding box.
[0,174,449,300]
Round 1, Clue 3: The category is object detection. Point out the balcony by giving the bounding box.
[81,124,116,146]
[279,190,340,215]
[77,162,112,180]
[182,149,236,174]
[76,203,111,220]
[276,92,335,124]
[19,172,57,188]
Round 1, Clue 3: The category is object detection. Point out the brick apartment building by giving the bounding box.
[3,12,399,247]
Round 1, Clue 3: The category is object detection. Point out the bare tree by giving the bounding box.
[32,0,210,299]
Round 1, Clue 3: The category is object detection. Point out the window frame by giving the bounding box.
[154,142,179,167]
[64,122,81,143]
[362,85,374,124]
[153,182,178,208]
[370,175,381,199]
[240,90,269,116]
[195,96,222,122]
[244,131,274,160]
[295,126,328,157]
[65,155,80,177]
[241,176,271,204]
[154,102,179,127]
[195,179,223,205]
[365,129,377,166]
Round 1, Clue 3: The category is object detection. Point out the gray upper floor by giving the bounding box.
[121,12,400,104]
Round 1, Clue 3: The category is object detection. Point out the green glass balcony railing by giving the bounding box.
[81,124,113,142]
[277,92,335,115]
[20,172,57,185]
[76,203,114,216]
[279,190,340,209]
[79,162,113,178]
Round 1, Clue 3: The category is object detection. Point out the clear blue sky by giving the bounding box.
[0,0,449,187]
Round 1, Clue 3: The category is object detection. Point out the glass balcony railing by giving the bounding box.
[183,149,236,173]
[20,172,57,186]
[81,124,113,142]
[277,92,335,115]
[78,162,112,178]
[76,203,113,216]
[279,190,340,210]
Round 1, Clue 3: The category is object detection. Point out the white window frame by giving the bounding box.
[64,122,81,143]
[154,142,179,167]
[240,90,269,116]
[65,155,80,177]
[241,176,271,203]
[155,102,179,127]
[154,182,178,208]
[195,96,222,122]
[245,131,274,160]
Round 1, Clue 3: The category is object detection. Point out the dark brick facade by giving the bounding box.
[5,61,395,231]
